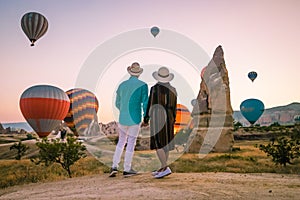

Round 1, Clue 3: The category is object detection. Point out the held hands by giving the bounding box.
[141,121,149,127]
[142,116,149,127]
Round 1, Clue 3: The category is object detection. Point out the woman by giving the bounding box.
[143,66,177,179]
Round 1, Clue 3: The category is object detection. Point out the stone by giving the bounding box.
[0,122,3,131]
[187,45,234,153]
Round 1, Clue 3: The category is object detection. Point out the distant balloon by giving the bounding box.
[200,66,207,79]
[64,88,99,136]
[240,98,264,125]
[150,26,160,37]
[248,71,257,82]
[21,12,48,46]
[174,104,191,133]
[20,85,70,138]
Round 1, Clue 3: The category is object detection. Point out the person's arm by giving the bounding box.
[143,86,152,124]
[173,89,177,120]
[115,87,120,110]
[141,83,148,117]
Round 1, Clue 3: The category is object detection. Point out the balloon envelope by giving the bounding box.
[240,98,264,125]
[174,104,191,133]
[248,71,257,82]
[64,88,99,136]
[20,85,70,137]
[200,66,207,79]
[150,26,160,37]
[21,12,48,46]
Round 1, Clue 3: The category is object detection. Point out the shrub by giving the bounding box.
[270,122,281,127]
[257,136,300,166]
[233,121,243,131]
[10,141,29,160]
[31,135,87,178]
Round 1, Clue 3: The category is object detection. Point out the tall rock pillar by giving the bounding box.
[186,45,234,153]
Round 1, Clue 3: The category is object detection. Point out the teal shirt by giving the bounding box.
[115,76,148,126]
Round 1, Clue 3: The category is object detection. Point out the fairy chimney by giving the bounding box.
[186,45,234,153]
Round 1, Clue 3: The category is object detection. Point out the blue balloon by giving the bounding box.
[248,71,257,82]
[240,98,264,125]
[150,26,160,37]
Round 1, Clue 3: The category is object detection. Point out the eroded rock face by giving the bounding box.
[192,45,233,116]
[187,46,234,153]
[0,123,3,131]
[99,121,118,136]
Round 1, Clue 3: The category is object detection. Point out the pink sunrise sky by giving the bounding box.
[0,0,299,123]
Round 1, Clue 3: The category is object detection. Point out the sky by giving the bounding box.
[0,0,300,123]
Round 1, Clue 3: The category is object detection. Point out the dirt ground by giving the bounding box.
[0,172,299,200]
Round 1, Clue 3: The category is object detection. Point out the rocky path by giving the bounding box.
[0,172,299,200]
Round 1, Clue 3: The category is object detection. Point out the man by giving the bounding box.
[109,62,148,177]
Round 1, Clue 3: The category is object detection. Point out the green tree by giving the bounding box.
[32,135,87,178]
[257,136,300,166]
[10,141,29,160]
[233,121,243,131]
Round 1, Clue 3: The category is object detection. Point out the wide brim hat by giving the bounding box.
[127,62,143,76]
[152,67,174,83]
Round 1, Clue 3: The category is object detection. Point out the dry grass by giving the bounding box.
[0,138,300,189]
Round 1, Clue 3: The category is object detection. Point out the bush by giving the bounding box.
[257,136,300,166]
[233,121,243,131]
[31,135,87,177]
[10,141,29,160]
[270,122,281,127]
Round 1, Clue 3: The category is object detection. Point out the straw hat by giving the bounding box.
[127,62,143,76]
[152,67,174,83]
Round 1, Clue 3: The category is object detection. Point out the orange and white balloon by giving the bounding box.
[19,85,70,138]
[174,104,191,133]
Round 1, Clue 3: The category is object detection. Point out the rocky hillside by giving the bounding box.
[234,102,300,126]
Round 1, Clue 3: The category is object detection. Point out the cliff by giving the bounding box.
[234,102,300,126]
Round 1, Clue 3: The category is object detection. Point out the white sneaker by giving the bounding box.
[154,167,172,179]
[152,170,159,176]
[151,168,163,176]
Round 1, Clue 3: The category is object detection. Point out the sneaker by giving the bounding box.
[151,167,164,176]
[154,167,172,179]
[151,170,159,176]
[109,167,118,177]
[123,169,138,177]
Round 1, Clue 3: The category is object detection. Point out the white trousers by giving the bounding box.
[112,123,140,172]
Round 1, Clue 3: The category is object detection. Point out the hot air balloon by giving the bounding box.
[174,104,191,133]
[64,88,99,136]
[248,71,257,82]
[150,26,160,37]
[240,98,264,125]
[200,66,207,79]
[21,12,48,46]
[20,85,70,138]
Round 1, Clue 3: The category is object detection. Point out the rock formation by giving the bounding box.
[99,121,119,136]
[0,122,3,131]
[234,102,300,126]
[186,45,234,153]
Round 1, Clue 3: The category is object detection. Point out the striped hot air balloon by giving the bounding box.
[20,85,70,138]
[64,88,99,136]
[21,12,48,46]
[174,104,191,133]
